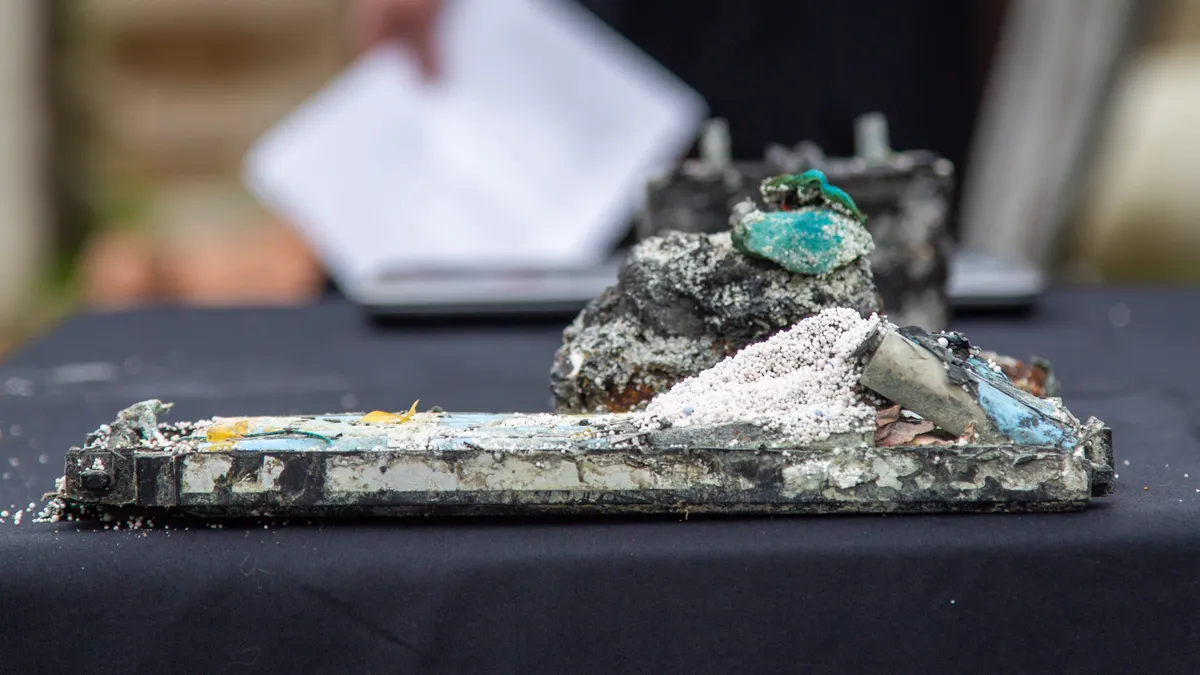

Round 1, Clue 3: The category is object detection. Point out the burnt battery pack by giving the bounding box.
[53,322,1112,519]
[639,115,955,330]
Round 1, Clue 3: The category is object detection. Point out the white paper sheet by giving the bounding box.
[244,0,706,296]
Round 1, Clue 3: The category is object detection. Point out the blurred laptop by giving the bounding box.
[946,249,1045,310]
[353,246,1043,318]
[245,0,706,316]
[353,255,626,317]
[246,0,1044,319]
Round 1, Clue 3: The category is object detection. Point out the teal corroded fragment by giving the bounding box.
[794,169,865,221]
[761,169,865,222]
[731,172,874,275]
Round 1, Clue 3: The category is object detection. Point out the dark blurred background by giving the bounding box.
[579,0,1003,168]
[0,0,1195,350]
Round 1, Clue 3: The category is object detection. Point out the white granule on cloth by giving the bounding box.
[640,308,883,443]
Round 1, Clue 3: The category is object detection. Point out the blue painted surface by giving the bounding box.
[313,415,361,423]
[193,411,606,454]
[324,436,389,451]
[234,438,330,452]
[439,413,510,429]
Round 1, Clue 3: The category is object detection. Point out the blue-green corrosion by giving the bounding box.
[965,356,1076,447]
[731,210,852,275]
[792,169,865,221]
[731,171,874,275]
[760,169,865,222]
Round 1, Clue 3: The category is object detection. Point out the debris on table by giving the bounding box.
[40,171,1111,520]
[873,406,942,447]
[639,115,954,330]
[858,327,1087,449]
[976,350,1060,398]
[637,307,881,445]
[47,307,1113,519]
[551,172,881,414]
[730,170,874,275]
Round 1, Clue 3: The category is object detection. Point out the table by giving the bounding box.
[1,290,1197,674]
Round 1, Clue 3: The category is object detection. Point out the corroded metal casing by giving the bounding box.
[859,327,1084,445]
[639,141,954,330]
[58,407,1113,517]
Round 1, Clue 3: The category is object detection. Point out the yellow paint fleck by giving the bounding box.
[360,400,419,425]
[206,419,249,443]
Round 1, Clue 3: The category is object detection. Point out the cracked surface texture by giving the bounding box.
[551,231,880,413]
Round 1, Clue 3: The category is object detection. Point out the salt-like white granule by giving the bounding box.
[640,308,882,443]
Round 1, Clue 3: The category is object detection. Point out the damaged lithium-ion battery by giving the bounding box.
[52,313,1113,518]
[639,115,954,330]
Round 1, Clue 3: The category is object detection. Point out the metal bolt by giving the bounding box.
[80,469,112,492]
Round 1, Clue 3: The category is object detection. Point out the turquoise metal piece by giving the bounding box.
[731,172,874,275]
[793,169,866,221]
[963,355,1076,448]
[731,210,861,275]
[974,380,1075,448]
[760,169,866,222]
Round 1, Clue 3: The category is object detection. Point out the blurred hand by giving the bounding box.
[348,0,445,80]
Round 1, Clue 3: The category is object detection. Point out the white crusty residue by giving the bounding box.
[639,308,882,443]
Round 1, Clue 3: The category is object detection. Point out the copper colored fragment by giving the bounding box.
[606,381,659,413]
[875,405,956,446]
[978,351,1054,397]
[906,422,976,447]
[876,418,936,446]
[876,404,901,426]
[960,422,979,443]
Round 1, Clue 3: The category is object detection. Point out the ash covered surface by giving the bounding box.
[81,398,203,455]
[551,230,880,413]
[639,308,882,443]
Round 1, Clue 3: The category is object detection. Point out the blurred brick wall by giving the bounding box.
[69,0,346,307]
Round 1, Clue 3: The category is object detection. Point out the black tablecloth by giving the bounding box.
[1,290,1198,674]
